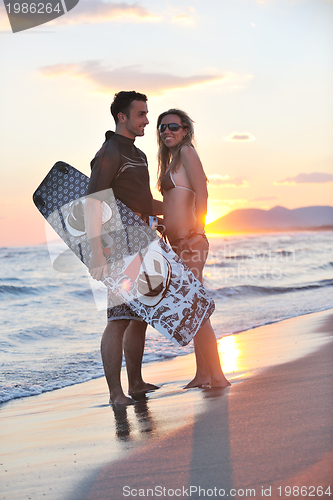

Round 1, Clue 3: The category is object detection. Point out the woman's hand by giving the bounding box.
[88,253,108,281]
[178,233,205,253]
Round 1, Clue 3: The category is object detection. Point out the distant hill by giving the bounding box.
[205,206,333,233]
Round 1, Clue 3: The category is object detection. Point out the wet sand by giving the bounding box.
[1,310,332,500]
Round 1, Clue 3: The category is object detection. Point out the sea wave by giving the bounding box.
[0,377,99,404]
[0,349,178,404]
[69,289,95,299]
[209,279,333,298]
[0,284,50,297]
[313,262,333,271]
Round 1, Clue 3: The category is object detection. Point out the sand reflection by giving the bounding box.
[217,314,331,381]
[218,335,241,374]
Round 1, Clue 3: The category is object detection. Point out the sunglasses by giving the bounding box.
[158,123,184,133]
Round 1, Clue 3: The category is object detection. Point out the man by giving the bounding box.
[85,91,163,405]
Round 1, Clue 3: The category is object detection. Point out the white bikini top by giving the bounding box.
[161,167,195,195]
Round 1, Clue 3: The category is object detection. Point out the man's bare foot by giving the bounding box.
[109,394,136,406]
[184,375,211,389]
[128,382,159,396]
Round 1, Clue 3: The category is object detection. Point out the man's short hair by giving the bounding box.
[111,91,147,124]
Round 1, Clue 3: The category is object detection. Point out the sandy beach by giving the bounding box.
[1,309,332,500]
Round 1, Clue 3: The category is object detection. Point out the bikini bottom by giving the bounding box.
[169,229,209,254]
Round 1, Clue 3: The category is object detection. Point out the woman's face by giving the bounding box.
[159,114,188,151]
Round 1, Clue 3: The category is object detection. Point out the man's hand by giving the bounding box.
[88,253,108,281]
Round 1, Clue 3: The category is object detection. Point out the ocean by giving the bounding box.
[1,230,332,404]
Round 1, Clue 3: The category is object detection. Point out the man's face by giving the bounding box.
[123,100,149,139]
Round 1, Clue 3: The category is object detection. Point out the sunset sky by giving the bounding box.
[0,0,332,246]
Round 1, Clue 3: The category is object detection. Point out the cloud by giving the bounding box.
[170,6,197,26]
[225,132,256,142]
[208,175,248,188]
[275,172,333,185]
[40,61,226,95]
[56,0,160,25]
[61,1,201,27]
[41,63,78,76]
[172,14,195,26]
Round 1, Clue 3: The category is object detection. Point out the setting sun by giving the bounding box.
[205,203,230,225]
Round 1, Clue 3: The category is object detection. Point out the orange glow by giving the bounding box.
[0,201,46,247]
[217,335,241,374]
[121,279,132,292]
[205,205,230,225]
[205,211,220,225]
[216,317,327,380]
[205,230,233,238]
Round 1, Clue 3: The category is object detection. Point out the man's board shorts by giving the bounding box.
[107,288,143,322]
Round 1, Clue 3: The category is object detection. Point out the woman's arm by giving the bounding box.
[152,199,163,216]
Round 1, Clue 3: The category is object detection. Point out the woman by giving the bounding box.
[157,109,230,389]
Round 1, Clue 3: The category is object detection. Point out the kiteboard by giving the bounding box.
[33,162,215,346]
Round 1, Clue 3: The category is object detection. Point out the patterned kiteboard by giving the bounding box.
[33,162,215,346]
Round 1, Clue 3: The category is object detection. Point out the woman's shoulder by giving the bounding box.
[179,144,200,162]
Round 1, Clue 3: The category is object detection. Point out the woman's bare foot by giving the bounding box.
[210,375,231,388]
[184,375,211,389]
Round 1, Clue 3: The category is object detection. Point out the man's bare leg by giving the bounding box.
[100,319,135,405]
[123,320,159,395]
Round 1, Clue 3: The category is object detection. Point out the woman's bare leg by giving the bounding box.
[193,319,230,387]
[178,238,230,388]
[183,341,211,388]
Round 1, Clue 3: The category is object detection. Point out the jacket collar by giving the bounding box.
[105,130,135,145]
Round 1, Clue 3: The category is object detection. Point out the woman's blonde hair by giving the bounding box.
[156,109,195,193]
